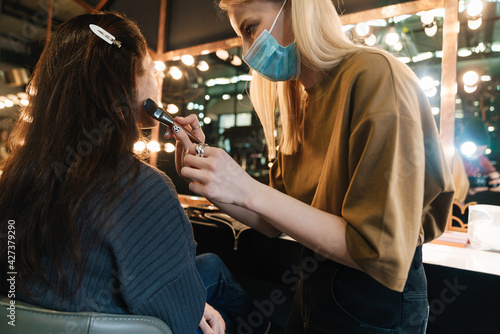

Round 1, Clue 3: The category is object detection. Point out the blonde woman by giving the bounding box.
[171,0,455,332]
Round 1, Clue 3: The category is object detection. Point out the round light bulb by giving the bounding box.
[425,86,437,98]
[468,17,482,30]
[154,61,166,72]
[393,42,403,51]
[464,85,478,93]
[463,71,479,86]
[165,143,176,153]
[385,30,400,46]
[203,117,212,124]
[167,104,179,114]
[364,34,377,46]
[421,12,435,25]
[197,61,209,71]
[170,66,183,80]
[181,55,195,66]
[134,141,146,152]
[355,23,370,37]
[424,24,438,37]
[216,49,230,61]
[467,0,483,18]
[147,140,161,153]
[458,48,472,57]
[231,55,243,66]
[419,76,436,91]
[461,141,477,157]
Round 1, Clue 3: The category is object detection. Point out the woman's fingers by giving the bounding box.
[202,303,226,334]
[175,115,206,142]
[163,126,174,139]
[488,178,500,192]
[199,316,215,334]
[181,155,212,183]
[181,146,247,203]
[173,125,194,151]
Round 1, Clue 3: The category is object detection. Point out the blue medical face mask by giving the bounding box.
[242,0,301,82]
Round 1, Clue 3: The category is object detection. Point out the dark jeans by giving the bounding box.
[286,246,429,334]
[195,253,270,334]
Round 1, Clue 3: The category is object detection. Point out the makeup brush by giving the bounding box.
[143,98,203,144]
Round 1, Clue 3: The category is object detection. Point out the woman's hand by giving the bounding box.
[164,115,205,177]
[199,303,225,334]
[488,171,500,192]
[181,144,257,206]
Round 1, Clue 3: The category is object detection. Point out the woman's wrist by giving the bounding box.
[235,173,265,210]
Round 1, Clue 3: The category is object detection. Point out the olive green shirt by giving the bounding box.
[270,50,455,292]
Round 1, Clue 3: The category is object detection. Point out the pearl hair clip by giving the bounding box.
[89,24,122,48]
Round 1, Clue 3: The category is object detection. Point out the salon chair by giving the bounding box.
[0,296,172,334]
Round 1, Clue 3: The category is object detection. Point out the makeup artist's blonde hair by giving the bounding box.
[219,0,372,159]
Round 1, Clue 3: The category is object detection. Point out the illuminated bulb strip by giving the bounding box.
[134,141,146,152]
[170,66,182,80]
[147,141,161,153]
[181,55,195,66]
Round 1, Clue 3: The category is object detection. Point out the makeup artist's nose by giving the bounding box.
[242,41,251,57]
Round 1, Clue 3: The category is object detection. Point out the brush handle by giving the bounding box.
[173,121,203,144]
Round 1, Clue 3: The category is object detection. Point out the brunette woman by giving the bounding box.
[0,12,227,333]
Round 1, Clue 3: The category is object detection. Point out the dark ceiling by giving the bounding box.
[0,0,409,66]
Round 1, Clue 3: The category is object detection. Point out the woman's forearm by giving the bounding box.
[213,178,361,271]
[242,181,361,270]
[181,147,361,270]
[209,199,282,238]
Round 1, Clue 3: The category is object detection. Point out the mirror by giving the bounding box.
[454,0,500,205]
[343,9,445,126]
[151,6,452,195]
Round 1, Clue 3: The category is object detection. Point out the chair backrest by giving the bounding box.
[0,296,172,334]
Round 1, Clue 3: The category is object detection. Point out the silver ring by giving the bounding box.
[195,143,208,157]
[193,125,201,130]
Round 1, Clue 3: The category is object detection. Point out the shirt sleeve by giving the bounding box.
[107,166,206,333]
[478,155,497,174]
[342,54,453,292]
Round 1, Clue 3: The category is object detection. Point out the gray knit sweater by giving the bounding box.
[17,159,206,333]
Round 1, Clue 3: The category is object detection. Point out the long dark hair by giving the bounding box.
[0,12,148,296]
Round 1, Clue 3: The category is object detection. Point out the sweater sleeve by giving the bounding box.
[342,54,453,292]
[106,164,206,333]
